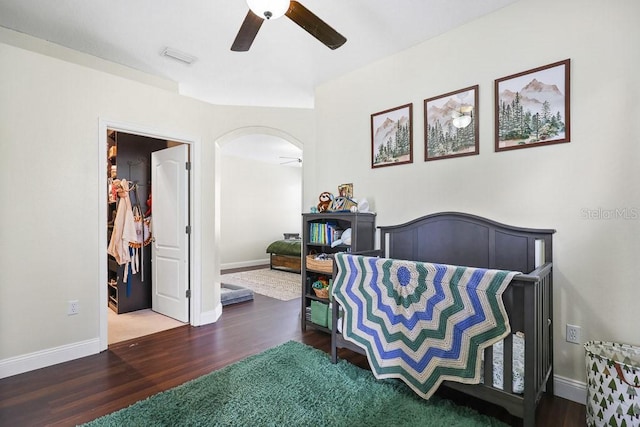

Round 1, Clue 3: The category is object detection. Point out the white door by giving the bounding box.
[151,144,189,322]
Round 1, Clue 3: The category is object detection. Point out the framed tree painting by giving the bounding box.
[495,59,570,152]
[371,103,413,168]
[424,85,479,161]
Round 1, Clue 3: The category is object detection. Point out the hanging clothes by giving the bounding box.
[107,179,139,282]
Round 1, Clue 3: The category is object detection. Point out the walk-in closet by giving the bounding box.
[106,130,188,344]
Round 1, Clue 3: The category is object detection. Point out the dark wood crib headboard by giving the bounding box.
[378,212,555,273]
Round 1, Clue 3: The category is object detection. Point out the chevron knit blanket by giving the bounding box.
[332,253,519,399]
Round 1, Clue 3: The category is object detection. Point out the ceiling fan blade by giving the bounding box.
[285,1,346,50]
[280,156,302,165]
[231,10,264,52]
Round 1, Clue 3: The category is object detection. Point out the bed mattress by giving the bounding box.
[482,332,525,394]
[266,239,301,257]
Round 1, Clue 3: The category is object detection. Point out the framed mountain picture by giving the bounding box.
[495,59,570,152]
[371,103,413,168]
[424,85,479,161]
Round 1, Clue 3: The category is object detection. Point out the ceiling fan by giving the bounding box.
[231,0,347,52]
[451,105,473,129]
[280,156,302,165]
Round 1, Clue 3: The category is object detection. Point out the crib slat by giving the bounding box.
[484,346,493,387]
[503,333,514,393]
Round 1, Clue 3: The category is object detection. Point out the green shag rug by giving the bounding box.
[82,341,507,426]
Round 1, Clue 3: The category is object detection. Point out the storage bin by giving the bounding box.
[313,286,329,298]
[306,254,333,273]
[310,300,329,327]
[584,341,640,427]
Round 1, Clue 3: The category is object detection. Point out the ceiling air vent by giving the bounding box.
[160,47,197,65]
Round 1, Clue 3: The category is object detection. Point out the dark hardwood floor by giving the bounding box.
[0,292,586,426]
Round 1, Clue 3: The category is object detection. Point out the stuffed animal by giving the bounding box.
[317,191,333,212]
[331,228,352,247]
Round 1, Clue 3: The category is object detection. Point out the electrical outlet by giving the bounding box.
[68,300,79,315]
[566,324,581,344]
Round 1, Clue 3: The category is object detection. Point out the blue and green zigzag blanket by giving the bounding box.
[332,253,519,399]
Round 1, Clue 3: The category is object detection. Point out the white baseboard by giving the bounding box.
[221,258,269,270]
[0,338,101,379]
[554,374,587,405]
[198,305,222,326]
[1,308,223,378]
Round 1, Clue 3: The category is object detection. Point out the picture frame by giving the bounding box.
[337,183,353,198]
[495,59,570,152]
[371,103,413,168]
[424,85,479,161]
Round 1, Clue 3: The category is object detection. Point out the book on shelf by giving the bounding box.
[309,222,343,245]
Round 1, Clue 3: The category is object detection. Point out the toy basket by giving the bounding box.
[306,254,333,273]
[584,341,640,426]
[313,286,329,299]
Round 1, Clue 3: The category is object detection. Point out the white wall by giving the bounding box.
[220,154,302,269]
[310,0,640,398]
[0,29,314,374]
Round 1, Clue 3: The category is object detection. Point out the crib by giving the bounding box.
[330,212,555,427]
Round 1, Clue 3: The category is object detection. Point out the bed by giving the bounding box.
[266,234,301,272]
[330,212,555,427]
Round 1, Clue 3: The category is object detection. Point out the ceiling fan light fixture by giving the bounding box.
[247,0,290,19]
[452,114,472,129]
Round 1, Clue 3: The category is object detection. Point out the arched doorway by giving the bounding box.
[213,127,304,305]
